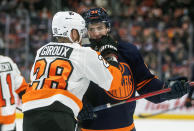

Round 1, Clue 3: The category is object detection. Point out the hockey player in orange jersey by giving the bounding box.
[0,55,28,131]
[22,11,122,131]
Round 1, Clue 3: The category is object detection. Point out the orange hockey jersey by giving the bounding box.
[22,42,122,117]
[0,55,27,130]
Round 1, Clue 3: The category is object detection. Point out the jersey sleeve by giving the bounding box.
[10,60,28,98]
[118,42,165,103]
[30,49,41,82]
[82,49,122,91]
[30,58,36,82]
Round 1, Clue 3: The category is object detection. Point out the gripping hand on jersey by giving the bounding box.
[90,35,119,67]
[161,78,191,100]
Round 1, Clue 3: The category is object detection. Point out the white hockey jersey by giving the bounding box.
[22,42,122,117]
[0,55,27,130]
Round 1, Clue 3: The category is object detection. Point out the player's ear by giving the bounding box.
[71,29,80,42]
[107,27,110,33]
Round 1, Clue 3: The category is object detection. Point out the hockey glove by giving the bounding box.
[185,97,192,108]
[90,35,118,58]
[77,100,96,121]
[167,76,188,81]
[161,80,190,100]
[90,35,119,67]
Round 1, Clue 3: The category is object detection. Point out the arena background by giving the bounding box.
[0,0,194,130]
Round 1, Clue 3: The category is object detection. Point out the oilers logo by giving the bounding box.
[106,62,135,100]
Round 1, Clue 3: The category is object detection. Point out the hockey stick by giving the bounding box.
[93,81,194,112]
[16,107,22,112]
[93,88,171,112]
[138,105,185,118]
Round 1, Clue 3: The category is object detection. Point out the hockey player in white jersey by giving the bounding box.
[22,11,122,131]
[0,55,28,131]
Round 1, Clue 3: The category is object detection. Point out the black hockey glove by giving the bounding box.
[90,35,118,58]
[185,87,194,108]
[167,76,188,81]
[77,100,96,121]
[90,35,119,67]
[161,80,190,100]
[185,98,192,108]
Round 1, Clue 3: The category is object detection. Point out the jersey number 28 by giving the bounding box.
[31,58,73,90]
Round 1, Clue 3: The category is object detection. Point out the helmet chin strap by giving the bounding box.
[67,29,74,43]
[70,37,82,43]
[67,29,82,43]
[77,36,82,43]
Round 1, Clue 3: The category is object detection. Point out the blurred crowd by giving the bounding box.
[0,0,193,81]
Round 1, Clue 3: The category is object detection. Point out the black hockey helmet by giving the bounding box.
[82,7,111,29]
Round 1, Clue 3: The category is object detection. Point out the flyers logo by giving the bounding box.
[106,63,134,100]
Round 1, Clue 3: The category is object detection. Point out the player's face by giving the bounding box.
[87,22,109,40]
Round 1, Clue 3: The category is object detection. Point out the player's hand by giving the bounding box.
[90,35,118,58]
[185,97,192,108]
[97,35,118,58]
[161,80,191,100]
[90,35,119,67]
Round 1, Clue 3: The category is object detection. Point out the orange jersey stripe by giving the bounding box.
[0,112,15,124]
[81,123,135,131]
[15,78,28,94]
[136,78,153,91]
[136,76,158,91]
[22,88,83,117]
[22,88,83,109]
[137,76,157,87]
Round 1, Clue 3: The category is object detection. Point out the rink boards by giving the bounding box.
[16,95,194,120]
[134,95,194,119]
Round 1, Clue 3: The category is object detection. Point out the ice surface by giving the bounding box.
[16,118,194,131]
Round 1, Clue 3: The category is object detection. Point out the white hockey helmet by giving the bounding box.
[52,11,86,43]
